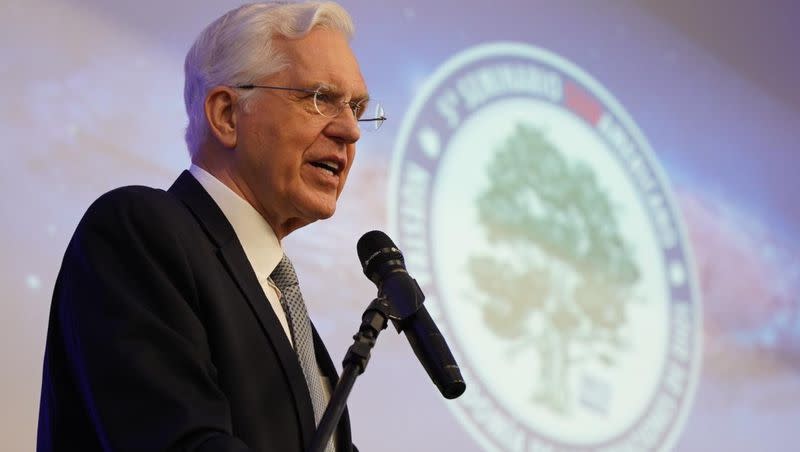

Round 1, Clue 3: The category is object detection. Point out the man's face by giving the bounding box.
[232,27,367,238]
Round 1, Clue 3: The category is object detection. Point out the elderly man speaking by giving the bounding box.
[37,2,383,451]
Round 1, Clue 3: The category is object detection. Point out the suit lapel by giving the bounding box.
[168,171,317,443]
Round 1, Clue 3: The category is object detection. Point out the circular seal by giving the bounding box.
[388,43,702,451]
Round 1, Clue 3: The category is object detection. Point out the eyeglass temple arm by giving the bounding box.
[357,116,387,122]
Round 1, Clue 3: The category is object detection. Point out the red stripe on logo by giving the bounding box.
[565,80,603,126]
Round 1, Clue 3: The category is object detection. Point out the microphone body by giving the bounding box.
[357,231,466,399]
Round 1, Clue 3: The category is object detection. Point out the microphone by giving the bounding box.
[356,230,466,399]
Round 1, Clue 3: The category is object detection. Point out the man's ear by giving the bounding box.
[204,86,239,149]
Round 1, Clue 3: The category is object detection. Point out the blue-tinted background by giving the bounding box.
[3,1,798,450]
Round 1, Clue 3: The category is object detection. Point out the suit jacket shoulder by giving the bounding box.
[38,172,354,452]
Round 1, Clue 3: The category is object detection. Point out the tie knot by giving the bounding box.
[270,254,299,290]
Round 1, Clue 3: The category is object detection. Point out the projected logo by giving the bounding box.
[389,43,702,451]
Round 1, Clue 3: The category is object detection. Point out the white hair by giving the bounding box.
[183,1,354,157]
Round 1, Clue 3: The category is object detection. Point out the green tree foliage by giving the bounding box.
[468,123,641,413]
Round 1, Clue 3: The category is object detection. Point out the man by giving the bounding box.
[37,2,382,450]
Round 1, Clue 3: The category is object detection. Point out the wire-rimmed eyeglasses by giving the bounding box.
[235,84,386,131]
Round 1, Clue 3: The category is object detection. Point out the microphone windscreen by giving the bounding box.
[357,230,405,281]
[356,230,394,264]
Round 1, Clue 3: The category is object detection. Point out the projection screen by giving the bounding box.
[4,1,799,451]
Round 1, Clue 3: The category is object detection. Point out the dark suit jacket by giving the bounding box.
[38,171,355,451]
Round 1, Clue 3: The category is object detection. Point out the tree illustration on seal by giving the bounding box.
[468,123,641,415]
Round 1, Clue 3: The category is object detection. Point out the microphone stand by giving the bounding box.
[307,297,392,452]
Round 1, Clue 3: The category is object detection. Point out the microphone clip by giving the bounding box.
[378,274,426,333]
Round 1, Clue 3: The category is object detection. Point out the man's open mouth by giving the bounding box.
[310,161,341,175]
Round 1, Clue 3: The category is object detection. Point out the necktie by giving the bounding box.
[270,254,335,452]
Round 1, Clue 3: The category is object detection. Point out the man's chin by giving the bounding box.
[311,194,339,220]
[315,206,336,220]
[300,199,338,222]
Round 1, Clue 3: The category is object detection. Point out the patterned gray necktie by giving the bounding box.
[270,254,335,452]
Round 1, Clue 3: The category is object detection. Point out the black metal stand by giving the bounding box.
[307,297,392,452]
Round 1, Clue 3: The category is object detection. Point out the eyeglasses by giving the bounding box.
[235,84,386,131]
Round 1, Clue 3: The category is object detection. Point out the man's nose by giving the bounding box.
[324,106,361,144]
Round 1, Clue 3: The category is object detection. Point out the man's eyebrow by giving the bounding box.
[312,82,370,101]
[352,93,370,103]
[314,82,337,91]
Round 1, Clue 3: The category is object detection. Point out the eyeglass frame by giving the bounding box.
[234,84,386,128]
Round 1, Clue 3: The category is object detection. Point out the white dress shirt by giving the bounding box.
[189,164,293,346]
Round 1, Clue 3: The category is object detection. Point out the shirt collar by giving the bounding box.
[189,164,283,279]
